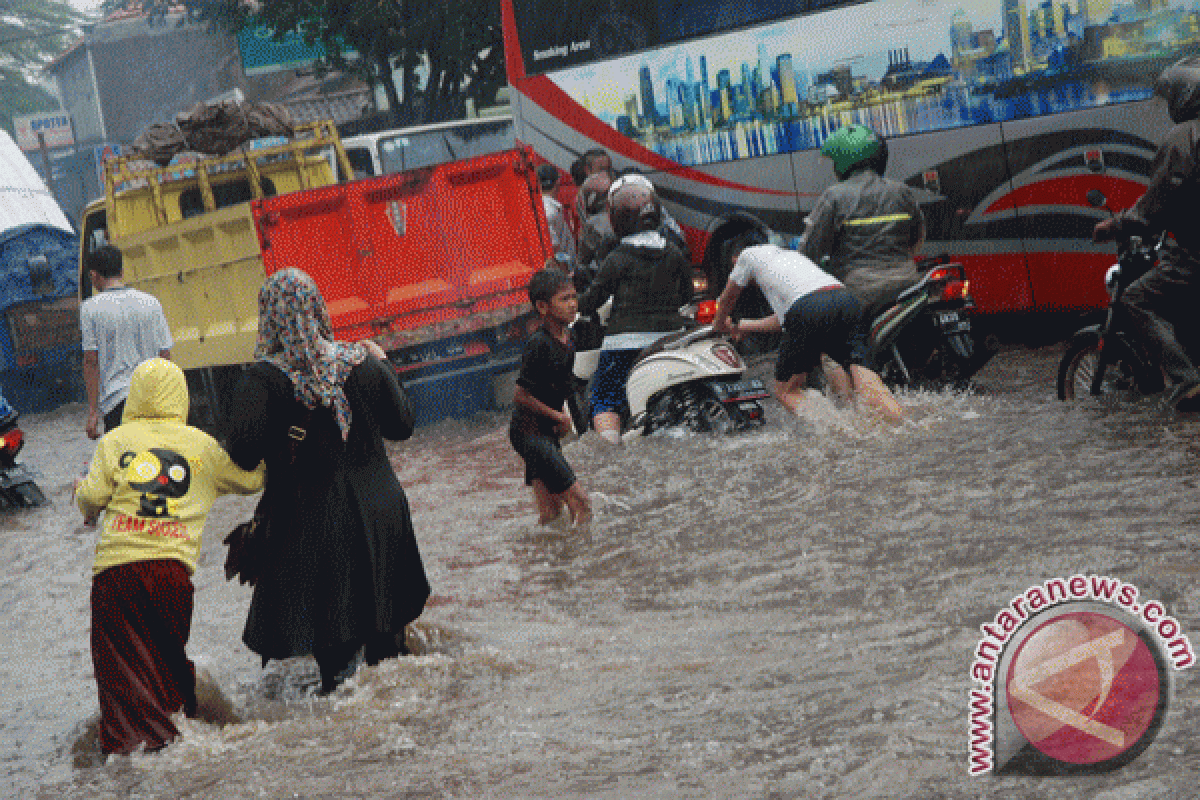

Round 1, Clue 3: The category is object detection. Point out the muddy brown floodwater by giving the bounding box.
[2,344,1199,798]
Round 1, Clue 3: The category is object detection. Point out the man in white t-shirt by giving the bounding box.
[538,164,577,267]
[711,235,904,422]
[81,246,173,439]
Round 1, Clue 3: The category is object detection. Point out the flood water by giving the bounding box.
[4,344,1200,798]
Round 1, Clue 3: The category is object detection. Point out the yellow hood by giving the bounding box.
[122,358,189,424]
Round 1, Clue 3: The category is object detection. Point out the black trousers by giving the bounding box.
[1121,255,1200,388]
[103,399,126,434]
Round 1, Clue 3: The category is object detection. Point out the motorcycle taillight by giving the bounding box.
[694,300,717,325]
[0,428,23,457]
[939,279,971,304]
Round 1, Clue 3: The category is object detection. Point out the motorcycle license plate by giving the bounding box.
[709,378,769,402]
[935,311,970,333]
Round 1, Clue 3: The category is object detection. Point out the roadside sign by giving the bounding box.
[238,27,327,76]
[13,112,75,151]
[237,26,357,76]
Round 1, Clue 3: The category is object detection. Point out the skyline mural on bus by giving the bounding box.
[546,0,1200,166]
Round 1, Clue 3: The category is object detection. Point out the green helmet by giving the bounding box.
[820,124,886,180]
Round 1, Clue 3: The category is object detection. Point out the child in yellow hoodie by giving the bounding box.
[76,357,264,756]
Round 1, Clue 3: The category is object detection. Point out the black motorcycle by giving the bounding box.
[0,408,47,509]
[1057,190,1171,402]
[866,256,978,388]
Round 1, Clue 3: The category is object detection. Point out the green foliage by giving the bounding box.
[110,0,506,124]
[0,0,85,136]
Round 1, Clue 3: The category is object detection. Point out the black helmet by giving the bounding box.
[608,175,662,239]
[536,163,560,192]
[1155,55,1200,124]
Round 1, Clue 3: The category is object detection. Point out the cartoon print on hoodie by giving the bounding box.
[119,448,192,518]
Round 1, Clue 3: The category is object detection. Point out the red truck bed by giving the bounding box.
[252,146,553,423]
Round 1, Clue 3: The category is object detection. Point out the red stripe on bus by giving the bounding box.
[983,174,1146,215]
[501,0,526,83]
[518,75,799,198]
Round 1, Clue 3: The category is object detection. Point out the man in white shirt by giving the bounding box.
[80,246,173,438]
[712,235,904,423]
[537,164,577,268]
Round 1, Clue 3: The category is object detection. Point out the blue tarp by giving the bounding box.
[0,223,83,414]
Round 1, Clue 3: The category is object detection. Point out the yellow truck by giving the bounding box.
[79,119,551,428]
[78,120,351,372]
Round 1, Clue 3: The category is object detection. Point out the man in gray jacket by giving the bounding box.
[802,124,925,320]
[1094,56,1200,411]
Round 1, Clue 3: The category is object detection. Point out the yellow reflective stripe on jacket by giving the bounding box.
[842,212,913,227]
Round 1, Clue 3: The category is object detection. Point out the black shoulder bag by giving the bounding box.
[223,404,314,585]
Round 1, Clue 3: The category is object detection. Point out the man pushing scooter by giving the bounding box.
[711,231,905,424]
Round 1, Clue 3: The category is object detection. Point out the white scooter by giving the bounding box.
[571,301,768,436]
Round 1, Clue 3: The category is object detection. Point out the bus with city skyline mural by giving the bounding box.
[501,0,1197,330]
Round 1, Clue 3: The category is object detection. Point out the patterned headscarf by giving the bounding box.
[255,268,367,440]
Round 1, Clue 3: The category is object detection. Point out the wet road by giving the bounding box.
[4,344,1200,798]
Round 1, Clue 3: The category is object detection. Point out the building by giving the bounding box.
[44,9,371,150]
[777,54,799,116]
[1004,0,1034,72]
[639,65,659,128]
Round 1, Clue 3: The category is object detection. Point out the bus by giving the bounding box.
[501,0,1185,337]
[340,116,515,179]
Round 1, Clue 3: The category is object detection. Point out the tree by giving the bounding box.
[113,0,505,125]
[0,0,85,137]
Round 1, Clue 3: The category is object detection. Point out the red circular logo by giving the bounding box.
[1005,612,1165,766]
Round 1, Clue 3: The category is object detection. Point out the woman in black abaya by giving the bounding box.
[225,268,429,692]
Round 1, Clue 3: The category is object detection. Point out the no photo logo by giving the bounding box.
[968,576,1194,775]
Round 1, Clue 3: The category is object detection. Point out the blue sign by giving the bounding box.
[237,27,329,76]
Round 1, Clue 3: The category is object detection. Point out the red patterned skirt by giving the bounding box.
[91,559,196,755]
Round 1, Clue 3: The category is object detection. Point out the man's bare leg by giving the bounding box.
[532,480,564,524]
[822,355,853,404]
[593,411,622,445]
[849,365,906,424]
[560,482,592,532]
[773,373,809,415]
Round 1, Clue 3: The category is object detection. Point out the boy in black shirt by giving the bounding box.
[510,267,592,530]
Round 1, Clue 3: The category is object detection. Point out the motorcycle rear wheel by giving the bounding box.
[1057,332,1157,401]
[692,395,733,434]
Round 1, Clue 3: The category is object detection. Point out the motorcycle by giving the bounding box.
[0,407,47,509]
[569,302,768,436]
[866,256,977,388]
[1057,189,1170,402]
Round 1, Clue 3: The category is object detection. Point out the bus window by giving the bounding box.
[345,146,376,179]
[377,119,516,173]
[450,119,514,160]
[400,132,454,171]
[379,137,407,174]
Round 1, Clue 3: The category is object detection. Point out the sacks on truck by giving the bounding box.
[130,100,295,166]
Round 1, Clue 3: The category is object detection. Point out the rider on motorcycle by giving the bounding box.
[801,124,925,320]
[1093,55,1200,411]
[577,176,693,443]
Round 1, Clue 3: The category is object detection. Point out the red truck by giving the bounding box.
[252,147,552,424]
[81,123,554,428]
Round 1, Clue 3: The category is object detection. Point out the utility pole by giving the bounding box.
[37,132,60,207]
